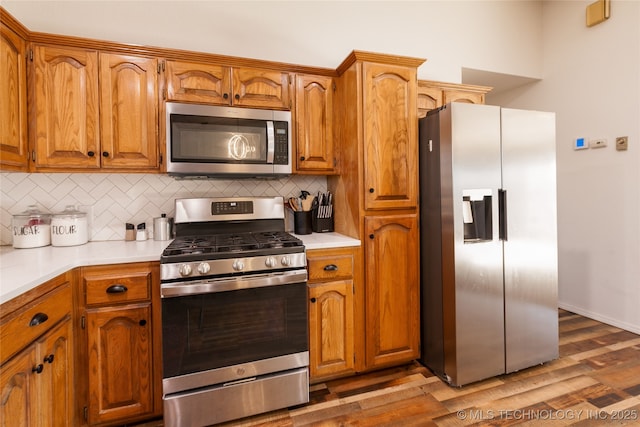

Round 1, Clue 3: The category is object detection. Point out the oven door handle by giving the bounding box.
[161,269,307,298]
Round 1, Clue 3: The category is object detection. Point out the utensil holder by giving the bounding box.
[294,211,312,235]
[312,208,334,233]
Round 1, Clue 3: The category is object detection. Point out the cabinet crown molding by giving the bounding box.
[336,50,426,76]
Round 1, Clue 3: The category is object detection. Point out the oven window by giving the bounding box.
[171,115,267,164]
[162,282,308,378]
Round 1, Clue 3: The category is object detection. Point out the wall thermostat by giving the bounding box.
[574,137,588,150]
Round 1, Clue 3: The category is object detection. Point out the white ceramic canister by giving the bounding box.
[51,205,89,247]
[12,205,52,248]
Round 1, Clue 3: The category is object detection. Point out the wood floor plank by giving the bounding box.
[132,311,640,427]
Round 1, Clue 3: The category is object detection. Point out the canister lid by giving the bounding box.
[53,205,87,219]
[13,205,52,220]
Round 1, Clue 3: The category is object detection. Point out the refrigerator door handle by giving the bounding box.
[499,189,507,241]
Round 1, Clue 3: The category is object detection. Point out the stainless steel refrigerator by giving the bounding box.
[418,102,559,386]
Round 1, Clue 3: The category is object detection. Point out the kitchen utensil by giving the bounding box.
[12,205,52,248]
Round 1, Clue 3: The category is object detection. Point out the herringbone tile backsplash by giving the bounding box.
[0,173,327,245]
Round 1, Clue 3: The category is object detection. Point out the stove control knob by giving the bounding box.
[281,256,291,266]
[265,257,276,268]
[197,262,211,275]
[232,260,245,271]
[179,264,192,276]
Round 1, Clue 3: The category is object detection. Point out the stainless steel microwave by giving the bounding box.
[165,102,292,177]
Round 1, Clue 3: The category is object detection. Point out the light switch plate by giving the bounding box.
[590,138,607,149]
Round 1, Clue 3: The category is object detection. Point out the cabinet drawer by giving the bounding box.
[84,271,152,305]
[0,283,71,363]
[307,253,354,283]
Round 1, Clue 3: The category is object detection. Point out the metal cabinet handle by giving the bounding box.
[139,319,147,326]
[29,312,49,327]
[234,94,240,100]
[102,151,109,158]
[369,188,375,193]
[106,284,128,294]
[87,151,95,157]
[300,156,306,161]
[44,354,54,364]
[310,298,317,303]
[32,364,44,374]
[223,93,229,99]
[369,234,374,239]
[323,264,338,271]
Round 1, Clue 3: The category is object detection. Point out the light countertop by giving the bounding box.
[0,232,360,305]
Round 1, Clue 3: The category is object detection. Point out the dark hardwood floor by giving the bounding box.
[140,310,640,426]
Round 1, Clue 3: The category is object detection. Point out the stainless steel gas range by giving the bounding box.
[160,197,309,427]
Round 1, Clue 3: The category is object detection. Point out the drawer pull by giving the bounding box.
[323,264,338,271]
[44,354,54,364]
[29,312,49,327]
[106,284,128,294]
[32,364,44,374]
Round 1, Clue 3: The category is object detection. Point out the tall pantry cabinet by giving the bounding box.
[328,51,424,371]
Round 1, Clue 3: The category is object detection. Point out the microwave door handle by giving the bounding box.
[266,121,275,164]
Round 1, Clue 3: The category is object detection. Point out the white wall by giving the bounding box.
[3,1,638,332]
[491,0,640,333]
[2,0,543,82]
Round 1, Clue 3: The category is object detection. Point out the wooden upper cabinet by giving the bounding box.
[417,80,491,118]
[363,62,418,211]
[31,46,160,171]
[31,45,101,169]
[0,25,29,171]
[165,60,291,110]
[232,67,291,109]
[295,74,336,173]
[417,81,443,119]
[99,53,159,169]
[165,60,230,104]
[443,88,486,105]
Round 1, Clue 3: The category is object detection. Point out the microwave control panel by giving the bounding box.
[274,121,289,165]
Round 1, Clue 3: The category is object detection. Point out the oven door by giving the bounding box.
[161,269,308,387]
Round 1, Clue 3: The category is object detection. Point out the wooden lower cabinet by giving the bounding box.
[0,274,74,427]
[77,262,162,426]
[307,247,358,382]
[364,214,420,369]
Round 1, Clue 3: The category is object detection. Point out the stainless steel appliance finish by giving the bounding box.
[418,102,558,387]
[165,102,292,177]
[160,196,308,426]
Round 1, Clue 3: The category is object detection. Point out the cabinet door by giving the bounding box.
[308,280,355,380]
[232,67,291,109]
[86,303,153,425]
[416,82,443,119]
[443,89,485,105]
[0,26,29,171]
[0,346,37,427]
[99,53,159,169]
[36,318,74,427]
[165,60,231,104]
[364,214,419,368]
[362,63,418,210]
[31,45,100,169]
[295,74,336,173]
